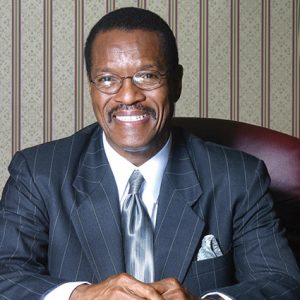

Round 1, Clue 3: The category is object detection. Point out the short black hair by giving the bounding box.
[84,7,179,80]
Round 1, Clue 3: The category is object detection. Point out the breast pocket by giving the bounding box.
[182,249,236,295]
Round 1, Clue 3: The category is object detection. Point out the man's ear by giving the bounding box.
[172,64,183,103]
[87,75,92,95]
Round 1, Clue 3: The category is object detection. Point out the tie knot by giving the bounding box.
[128,170,144,194]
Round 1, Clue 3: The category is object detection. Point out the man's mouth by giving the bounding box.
[108,104,156,123]
[115,114,148,122]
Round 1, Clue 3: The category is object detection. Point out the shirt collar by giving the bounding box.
[103,133,171,201]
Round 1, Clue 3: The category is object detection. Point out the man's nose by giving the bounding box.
[114,78,145,105]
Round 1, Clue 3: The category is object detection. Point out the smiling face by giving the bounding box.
[89,29,181,165]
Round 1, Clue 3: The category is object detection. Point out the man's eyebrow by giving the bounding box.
[94,67,114,73]
[139,64,162,70]
[93,64,163,74]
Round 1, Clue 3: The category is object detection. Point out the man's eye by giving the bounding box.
[95,75,117,85]
[136,72,160,83]
[141,72,158,79]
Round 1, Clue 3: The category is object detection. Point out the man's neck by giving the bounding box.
[104,131,171,166]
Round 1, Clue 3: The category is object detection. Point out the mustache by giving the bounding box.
[108,104,156,122]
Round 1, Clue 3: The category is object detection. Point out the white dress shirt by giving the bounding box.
[104,133,171,226]
[44,133,171,299]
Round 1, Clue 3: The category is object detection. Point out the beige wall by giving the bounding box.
[0,0,299,192]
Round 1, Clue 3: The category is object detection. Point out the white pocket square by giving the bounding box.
[197,234,223,261]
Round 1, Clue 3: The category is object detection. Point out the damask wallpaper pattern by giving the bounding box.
[0,0,299,192]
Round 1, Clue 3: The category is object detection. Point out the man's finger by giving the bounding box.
[150,277,181,294]
[126,280,165,300]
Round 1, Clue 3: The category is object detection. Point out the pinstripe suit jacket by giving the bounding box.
[0,123,299,299]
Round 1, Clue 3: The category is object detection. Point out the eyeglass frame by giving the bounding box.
[90,70,168,95]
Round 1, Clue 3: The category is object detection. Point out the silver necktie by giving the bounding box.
[121,170,154,282]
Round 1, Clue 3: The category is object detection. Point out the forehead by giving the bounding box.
[90,29,166,72]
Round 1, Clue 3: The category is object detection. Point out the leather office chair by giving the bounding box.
[172,117,300,267]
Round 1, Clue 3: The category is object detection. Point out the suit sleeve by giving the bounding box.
[212,158,300,299]
[0,151,67,299]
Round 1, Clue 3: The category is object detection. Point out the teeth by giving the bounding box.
[116,114,147,122]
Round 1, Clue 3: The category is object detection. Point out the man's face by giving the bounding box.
[89,29,180,165]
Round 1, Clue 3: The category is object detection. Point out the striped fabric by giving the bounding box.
[1,0,299,194]
[199,0,208,117]
[0,124,299,298]
[261,0,271,128]
[43,0,52,142]
[11,0,21,155]
[230,0,239,121]
[74,0,84,132]
[293,0,300,137]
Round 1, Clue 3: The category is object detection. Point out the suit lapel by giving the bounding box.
[71,126,125,281]
[154,130,205,282]
[70,127,205,283]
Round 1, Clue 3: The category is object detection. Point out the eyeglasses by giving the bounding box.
[90,70,167,95]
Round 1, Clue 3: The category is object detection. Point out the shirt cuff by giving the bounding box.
[201,291,233,300]
[43,282,90,300]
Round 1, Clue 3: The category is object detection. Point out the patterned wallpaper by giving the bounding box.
[0,0,299,193]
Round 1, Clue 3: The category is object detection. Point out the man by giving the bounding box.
[0,7,299,300]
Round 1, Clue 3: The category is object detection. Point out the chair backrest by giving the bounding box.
[172,117,300,266]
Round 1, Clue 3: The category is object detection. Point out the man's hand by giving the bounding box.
[150,277,200,300]
[69,273,164,300]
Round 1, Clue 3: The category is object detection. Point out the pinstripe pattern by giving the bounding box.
[75,0,84,132]
[137,0,146,9]
[2,1,300,195]
[43,0,52,143]
[0,124,299,298]
[168,0,177,116]
[12,0,21,155]
[199,0,208,118]
[230,0,239,121]
[168,0,177,40]
[206,147,221,239]
[106,0,115,13]
[261,0,271,128]
[293,0,300,137]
